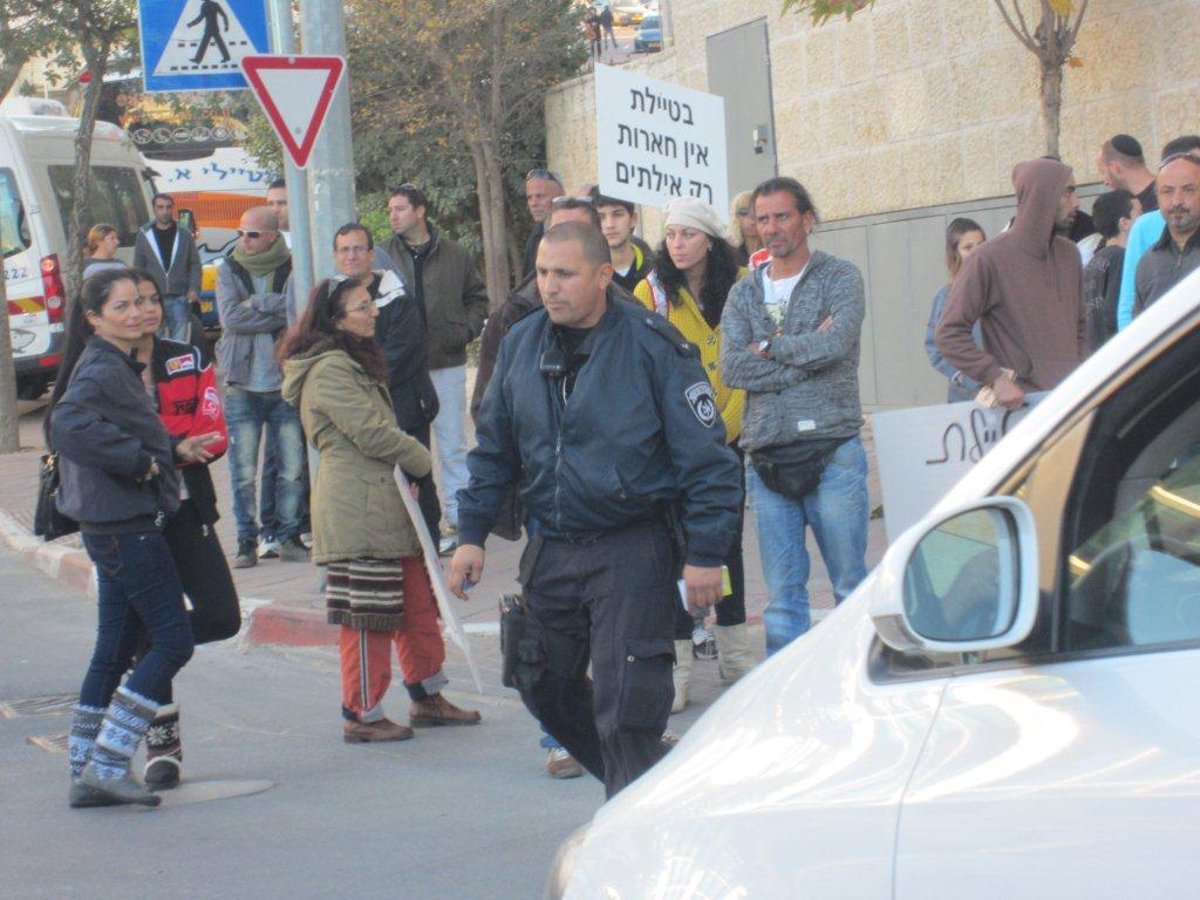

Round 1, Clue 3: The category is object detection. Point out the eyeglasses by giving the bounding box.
[527,168,563,187]
[237,229,264,239]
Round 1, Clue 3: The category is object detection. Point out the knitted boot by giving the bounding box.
[67,704,120,809]
[143,703,182,790]
[80,687,162,807]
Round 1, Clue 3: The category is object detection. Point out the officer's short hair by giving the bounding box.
[547,196,601,230]
[333,222,374,251]
[751,176,819,223]
[543,221,610,268]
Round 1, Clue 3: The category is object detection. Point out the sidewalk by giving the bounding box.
[0,394,890,654]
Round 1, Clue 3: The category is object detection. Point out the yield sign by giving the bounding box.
[240,55,345,169]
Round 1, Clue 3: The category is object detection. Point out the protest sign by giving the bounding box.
[595,64,728,217]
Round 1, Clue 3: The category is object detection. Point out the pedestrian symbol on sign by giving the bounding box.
[150,0,257,78]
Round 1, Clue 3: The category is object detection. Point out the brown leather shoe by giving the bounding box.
[343,717,415,743]
[409,694,482,727]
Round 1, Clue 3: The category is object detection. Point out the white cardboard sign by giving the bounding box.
[872,399,1043,542]
[595,64,728,218]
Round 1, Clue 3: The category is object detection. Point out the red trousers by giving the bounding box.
[339,557,447,720]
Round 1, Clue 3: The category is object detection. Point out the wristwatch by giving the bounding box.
[757,338,771,354]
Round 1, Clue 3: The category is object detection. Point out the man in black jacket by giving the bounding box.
[334,223,441,542]
[450,222,742,798]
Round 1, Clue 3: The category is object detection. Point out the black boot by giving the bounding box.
[144,702,182,790]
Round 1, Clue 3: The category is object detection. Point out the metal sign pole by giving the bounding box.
[265,0,314,313]
[298,0,356,282]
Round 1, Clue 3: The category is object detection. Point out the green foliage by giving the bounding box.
[781,0,875,23]
[344,0,585,252]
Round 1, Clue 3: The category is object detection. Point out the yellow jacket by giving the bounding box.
[634,273,746,445]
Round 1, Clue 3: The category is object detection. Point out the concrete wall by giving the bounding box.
[547,0,1200,225]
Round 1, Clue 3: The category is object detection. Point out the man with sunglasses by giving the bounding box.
[376,184,489,554]
[215,206,309,568]
[521,168,565,278]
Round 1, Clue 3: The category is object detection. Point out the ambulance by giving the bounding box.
[0,103,155,398]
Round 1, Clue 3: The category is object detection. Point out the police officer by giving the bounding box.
[449,221,742,798]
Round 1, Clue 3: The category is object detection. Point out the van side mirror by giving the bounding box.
[871,497,1039,653]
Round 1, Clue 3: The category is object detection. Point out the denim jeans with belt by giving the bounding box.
[79,531,195,707]
[224,386,307,543]
[747,436,869,657]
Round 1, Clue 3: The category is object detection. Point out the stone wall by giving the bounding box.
[547,0,1200,231]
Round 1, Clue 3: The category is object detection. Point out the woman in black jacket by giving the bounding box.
[48,269,210,809]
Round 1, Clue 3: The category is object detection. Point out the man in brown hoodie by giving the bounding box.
[937,157,1086,410]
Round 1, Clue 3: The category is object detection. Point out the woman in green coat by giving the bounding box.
[280,276,480,743]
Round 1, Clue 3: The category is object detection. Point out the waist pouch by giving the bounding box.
[750,437,848,502]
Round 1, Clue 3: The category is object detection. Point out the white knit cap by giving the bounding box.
[663,195,725,238]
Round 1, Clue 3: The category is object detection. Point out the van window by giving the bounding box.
[48,165,149,248]
[0,168,31,258]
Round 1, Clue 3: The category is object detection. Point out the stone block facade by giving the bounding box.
[547,0,1200,230]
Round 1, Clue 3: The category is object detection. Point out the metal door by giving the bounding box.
[706,19,777,201]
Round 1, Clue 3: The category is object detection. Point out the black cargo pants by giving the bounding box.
[515,519,679,798]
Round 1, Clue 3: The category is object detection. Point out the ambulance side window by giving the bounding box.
[0,168,30,258]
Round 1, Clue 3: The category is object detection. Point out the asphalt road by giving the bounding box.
[0,541,607,899]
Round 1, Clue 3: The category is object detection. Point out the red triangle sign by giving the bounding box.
[240,55,346,169]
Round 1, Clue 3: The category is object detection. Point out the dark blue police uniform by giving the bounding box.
[459,296,742,797]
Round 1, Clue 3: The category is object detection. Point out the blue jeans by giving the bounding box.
[430,365,470,526]
[225,386,306,543]
[747,436,869,656]
[79,531,195,707]
[163,294,191,343]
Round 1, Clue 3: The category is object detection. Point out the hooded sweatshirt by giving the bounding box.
[936,158,1085,391]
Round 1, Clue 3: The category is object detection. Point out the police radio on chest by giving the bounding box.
[539,343,567,378]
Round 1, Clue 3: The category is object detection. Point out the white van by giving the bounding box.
[549,268,1200,898]
[0,113,154,398]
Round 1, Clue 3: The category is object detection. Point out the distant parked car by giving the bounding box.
[634,15,662,52]
[610,2,646,25]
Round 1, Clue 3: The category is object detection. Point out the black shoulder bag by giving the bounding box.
[34,451,79,541]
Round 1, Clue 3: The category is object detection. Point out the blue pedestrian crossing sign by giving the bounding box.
[138,0,271,93]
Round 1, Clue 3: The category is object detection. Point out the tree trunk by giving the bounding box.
[0,58,30,453]
[1039,57,1062,159]
[63,50,108,302]
[468,140,510,312]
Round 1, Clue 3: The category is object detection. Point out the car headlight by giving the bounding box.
[544,822,591,900]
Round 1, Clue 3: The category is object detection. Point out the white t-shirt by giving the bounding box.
[764,266,804,330]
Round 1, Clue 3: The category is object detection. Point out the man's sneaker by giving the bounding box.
[279,535,311,562]
[258,540,281,560]
[546,746,584,779]
[299,532,314,549]
[692,624,718,660]
[438,535,457,557]
[233,539,257,569]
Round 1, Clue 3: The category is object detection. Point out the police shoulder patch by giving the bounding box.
[640,314,697,358]
[685,381,718,428]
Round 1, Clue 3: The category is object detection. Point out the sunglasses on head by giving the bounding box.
[527,168,563,187]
